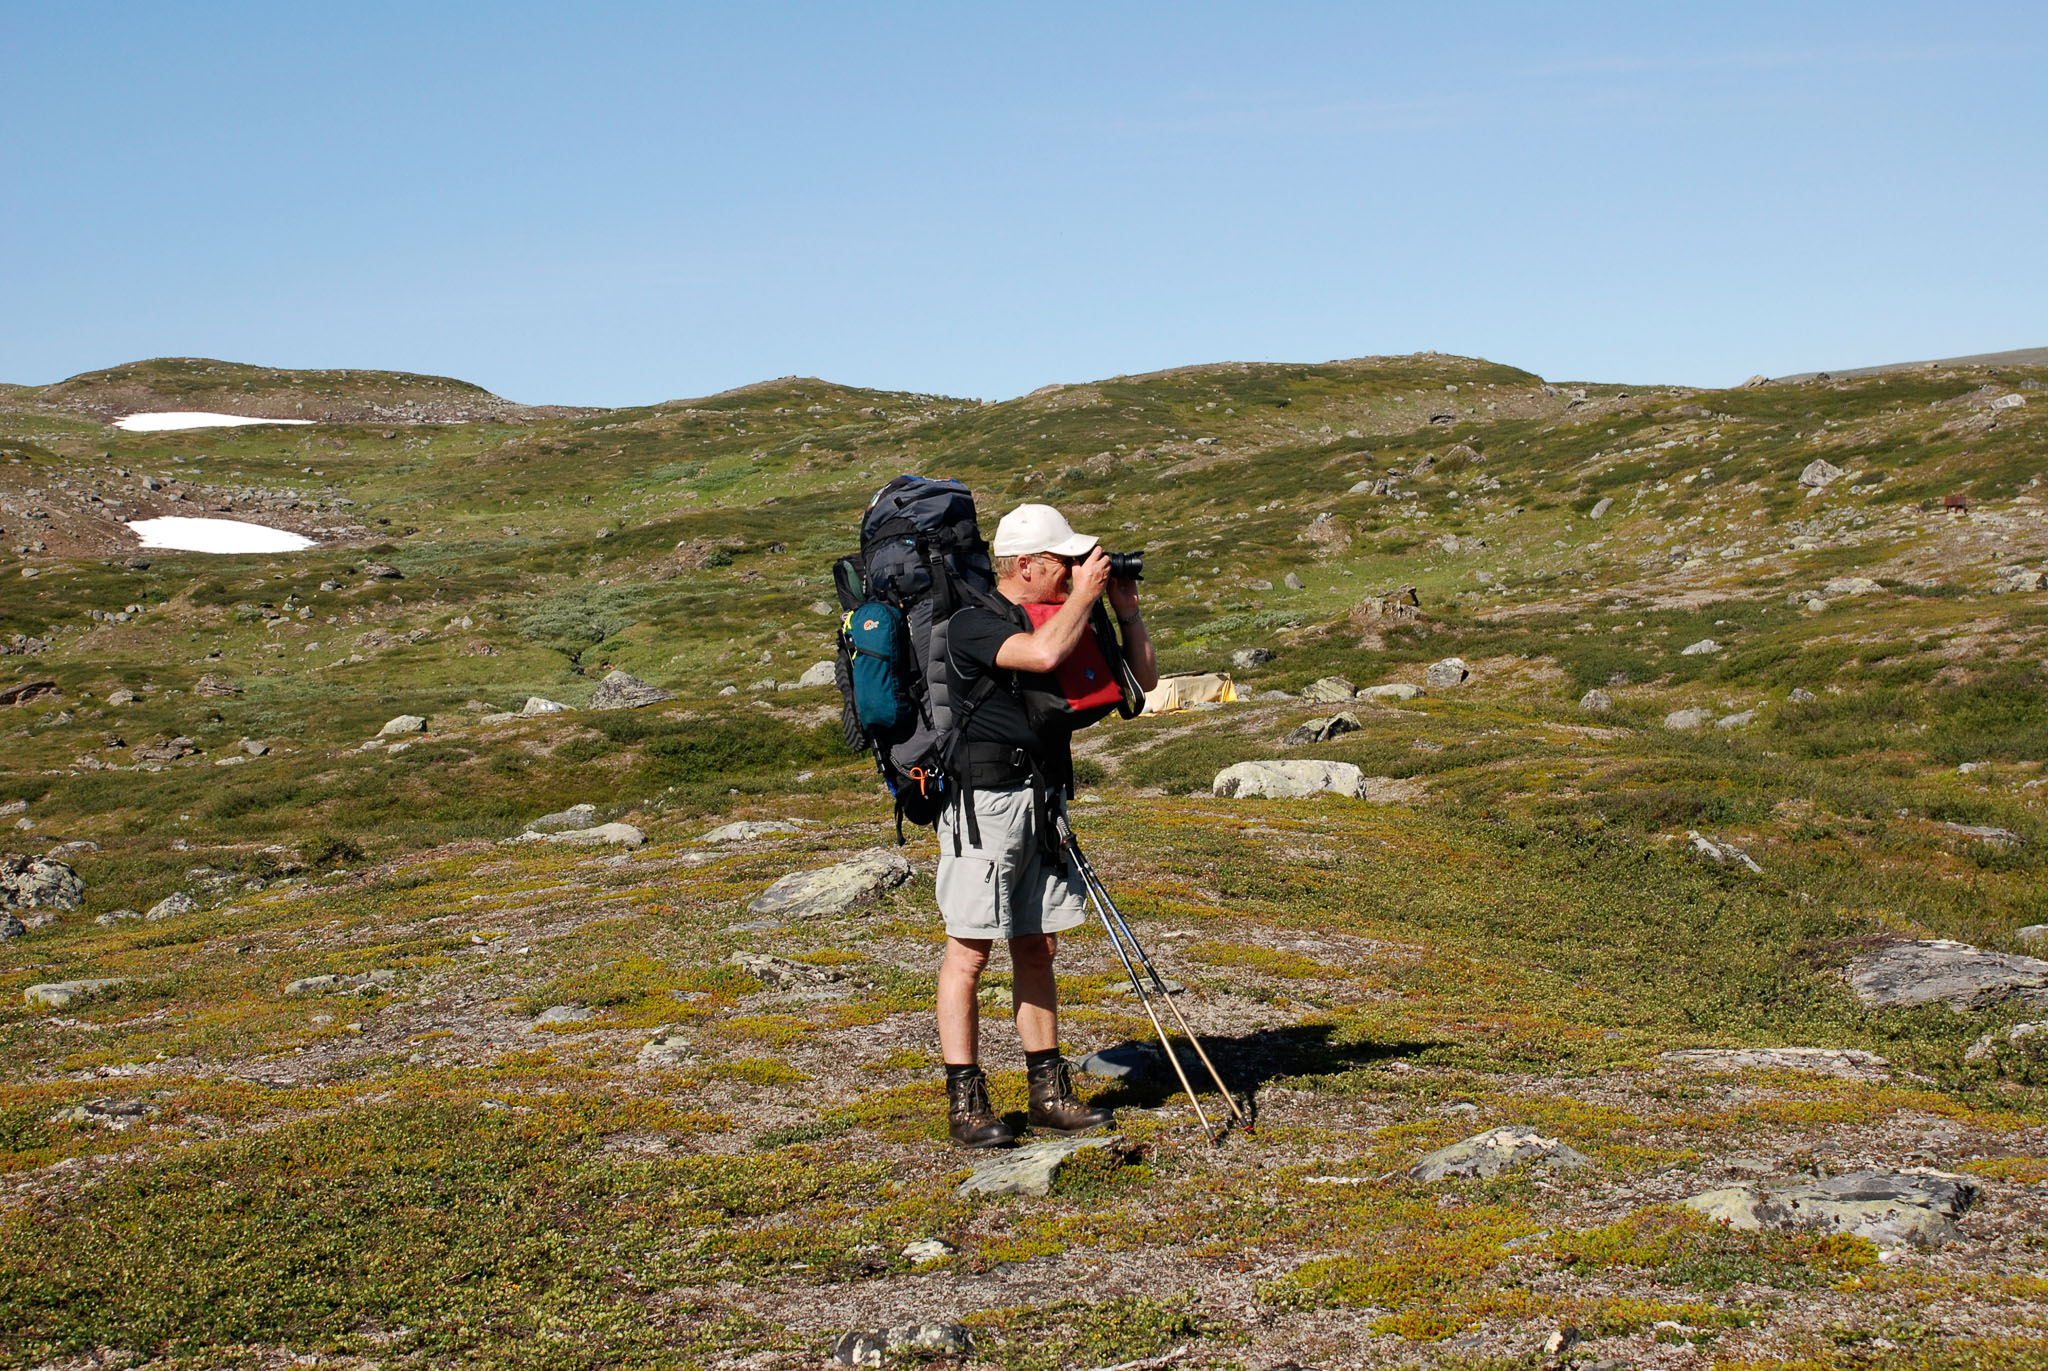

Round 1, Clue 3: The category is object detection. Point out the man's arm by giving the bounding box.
[1107,570,1158,691]
[993,550,1112,673]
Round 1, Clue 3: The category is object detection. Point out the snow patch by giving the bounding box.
[113,412,317,432]
[128,517,315,554]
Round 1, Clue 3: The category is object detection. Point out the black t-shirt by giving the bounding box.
[946,600,1073,782]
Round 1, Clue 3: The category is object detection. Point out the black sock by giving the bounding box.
[1024,1047,1062,1072]
[944,1063,981,1084]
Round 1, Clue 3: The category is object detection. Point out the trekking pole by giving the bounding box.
[1054,814,1249,1136]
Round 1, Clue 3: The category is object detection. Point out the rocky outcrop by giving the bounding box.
[1409,1126,1590,1181]
[1846,940,2048,1011]
[1283,712,1361,746]
[1684,1170,1979,1248]
[748,849,912,918]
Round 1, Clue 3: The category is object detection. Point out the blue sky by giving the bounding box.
[5,3,2044,405]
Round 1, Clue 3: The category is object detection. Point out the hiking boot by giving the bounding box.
[946,1067,1016,1149]
[1027,1055,1114,1134]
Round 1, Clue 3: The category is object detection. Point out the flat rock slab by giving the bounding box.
[749,848,912,918]
[637,1030,696,1067]
[700,820,803,843]
[1846,939,2048,1011]
[588,670,673,710]
[25,978,127,1010]
[1359,682,1422,701]
[511,823,646,848]
[0,854,84,912]
[728,951,844,990]
[957,1135,1124,1198]
[1661,1047,1891,1079]
[1410,1126,1591,1181]
[1685,1169,1980,1248]
[1075,1042,1166,1081]
[1213,760,1365,800]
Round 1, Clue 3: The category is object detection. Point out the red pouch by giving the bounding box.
[1022,601,1124,712]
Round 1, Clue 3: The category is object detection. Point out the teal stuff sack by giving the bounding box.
[845,601,910,737]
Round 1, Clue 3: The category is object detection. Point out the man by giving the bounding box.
[934,502,1159,1148]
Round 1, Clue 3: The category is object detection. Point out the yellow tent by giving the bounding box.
[1140,672,1239,714]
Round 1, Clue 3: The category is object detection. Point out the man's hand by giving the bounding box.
[1069,547,1112,604]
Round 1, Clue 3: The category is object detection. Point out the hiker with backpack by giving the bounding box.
[834,483,1155,1148]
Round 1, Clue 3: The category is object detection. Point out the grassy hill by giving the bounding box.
[17,356,591,423]
[3,350,2048,1368]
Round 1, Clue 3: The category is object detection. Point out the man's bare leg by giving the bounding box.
[937,936,992,1065]
[1009,932,1059,1053]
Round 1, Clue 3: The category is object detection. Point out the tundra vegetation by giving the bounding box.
[3,353,2048,1368]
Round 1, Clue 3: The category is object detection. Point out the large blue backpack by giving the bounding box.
[833,476,998,835]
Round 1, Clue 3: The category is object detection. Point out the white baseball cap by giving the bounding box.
[992,503,1099,558]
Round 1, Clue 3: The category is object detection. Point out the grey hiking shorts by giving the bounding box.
[935,785,1090,942]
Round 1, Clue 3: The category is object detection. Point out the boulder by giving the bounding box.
[834,1325,973,1368]
[957,1135,1123,1198]
[1301,676,1357,703]
[1579,689,1613,713]
[1660,1047,1890,1079]
[1283,572,1306,591]
[796,660,837,688]
[239,737,270,756]
[529,1005,592,1029]
[1799,459,1844,489]
[1664,708,1712,730]
[1213,760,1366,800]
[588,669,673,710]
[748,848,913,918]
[1283,712,1362,746]
[1846,939,2048,1011]
[1789,687,1817,703]
[1231,647,1276,671]
[1424,657,1470,688]
[0,854,84,912]
[286,970,394,997]
[106,689,137,706]
[1824,576,1883,596]
[1409,1126,1590,1182]
[1359,682,1422,702]
[728,951,845,990]
[361,561,403,579]
[2016,924,2048,945]
[93,909,142,927]
[700,820,802,843]
[24,978,126,1010]
[193,673,242,698]
[521,696,569,715]
[378,714,427,736]
[144,891,198,921]
[1715,710,1756,729]
[901,1237,957,1264]
[1680,638,1721,656]
[1684,1170,1979,1249]
[0,914,24,942]
[525,803,598,834]
[1589,496,1614,519]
